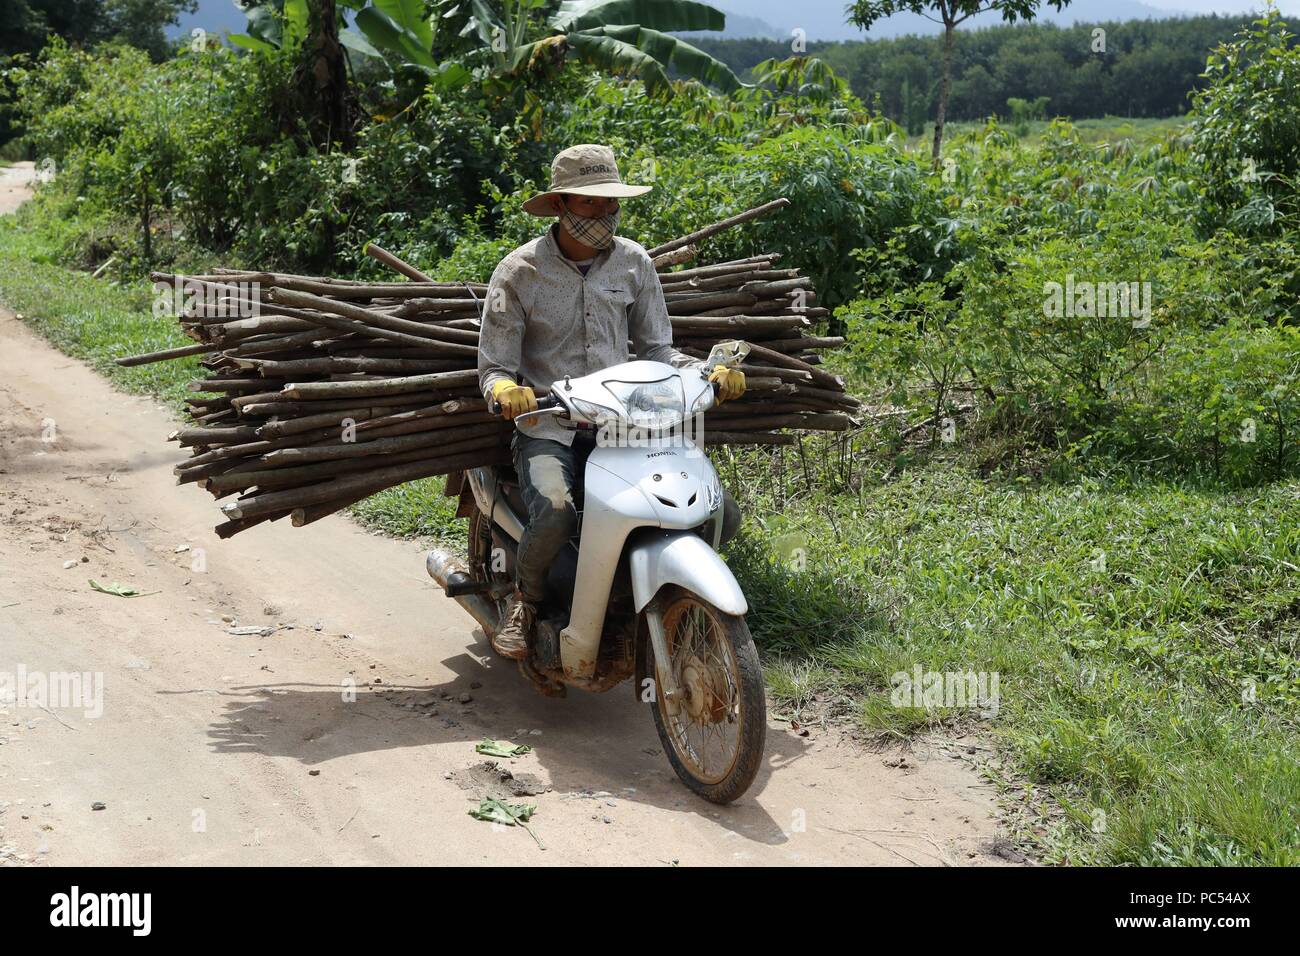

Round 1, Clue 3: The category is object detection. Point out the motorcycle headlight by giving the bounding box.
[603,377,686,429]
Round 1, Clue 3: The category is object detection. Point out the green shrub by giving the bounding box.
[844,156,1299,483]
[1189,10,1300,237]
[5,39,521,276]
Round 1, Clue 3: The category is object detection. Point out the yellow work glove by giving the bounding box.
[708,366,746,403]
[490,379,538,420]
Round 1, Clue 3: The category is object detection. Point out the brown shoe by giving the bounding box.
[492,590,536,660]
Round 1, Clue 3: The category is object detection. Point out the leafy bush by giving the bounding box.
[1190,10,1300,237]
[431,75,948,307]
[844,126,1299,483]
[5,38,522,275]
[1114,320,1300,483]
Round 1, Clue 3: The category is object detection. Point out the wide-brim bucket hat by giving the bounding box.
[522,143,652,216]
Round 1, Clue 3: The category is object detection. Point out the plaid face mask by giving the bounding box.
[559,205,621,250]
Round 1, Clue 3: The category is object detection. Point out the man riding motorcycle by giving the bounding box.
[477,143,744,661]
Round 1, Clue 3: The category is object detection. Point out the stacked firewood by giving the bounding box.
[117,199,859,537]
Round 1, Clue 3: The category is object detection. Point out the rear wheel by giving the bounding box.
[647,587,766,804]
[467,505,510,637]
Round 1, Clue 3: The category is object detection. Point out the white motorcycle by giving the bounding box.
[427,343,766,803]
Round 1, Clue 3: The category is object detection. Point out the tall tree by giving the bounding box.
[233,1,357,149]
[1,0,196,60]
[846,0,1070,162]
[296,0,351,148]
[102,0,199,60]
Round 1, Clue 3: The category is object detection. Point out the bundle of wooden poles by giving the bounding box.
[117,198,859,538]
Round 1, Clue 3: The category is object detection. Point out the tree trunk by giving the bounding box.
[931,20,956,164]
[298,0,351,150]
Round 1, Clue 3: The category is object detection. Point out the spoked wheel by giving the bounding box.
[468,506,510,637]
[648,586,766,804]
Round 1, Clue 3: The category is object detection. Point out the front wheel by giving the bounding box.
[647,587,766,804]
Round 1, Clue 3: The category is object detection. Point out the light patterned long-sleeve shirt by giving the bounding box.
[478,224,702,445]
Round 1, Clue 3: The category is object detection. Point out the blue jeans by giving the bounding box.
[511,431,740,603]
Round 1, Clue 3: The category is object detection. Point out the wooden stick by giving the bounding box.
[701,430,796,446]
[116,341,219,366]
[281,368,480,400]
[205,432,502,493]
[222,447,511,520]
[364,242,434,283]
[214,509,291,539]
[260,423,501,465]
[646,199,790,258]
[704,412,849,432]
[266,288,480,348]
[656,255,780,283]
[740,341,845,391]
[651,244,697,269]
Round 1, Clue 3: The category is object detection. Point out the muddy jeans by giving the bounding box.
[512,431,741,603]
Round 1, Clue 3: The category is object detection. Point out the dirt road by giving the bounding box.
[0,165,1009,866]
[0,163,35,217]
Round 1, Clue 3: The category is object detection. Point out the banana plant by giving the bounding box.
[233,0,745,98]
[352,0,471,87]
[431,0,747,96]
[230,0,383,63]
[228,0,308,52]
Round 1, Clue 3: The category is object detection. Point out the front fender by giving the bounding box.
[627,530,748,616]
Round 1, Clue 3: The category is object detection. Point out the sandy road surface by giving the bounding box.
[0,163,35,217]
[0,164,1009,866]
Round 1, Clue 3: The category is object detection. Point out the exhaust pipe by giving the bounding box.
[426,548,499,634]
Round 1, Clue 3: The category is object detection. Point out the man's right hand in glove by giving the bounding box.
[491,379,538,420]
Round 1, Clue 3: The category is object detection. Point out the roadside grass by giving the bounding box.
[4,207,1297,866]
[725,461,1300,865]
[349,478,462,541]
[0,216,199,409]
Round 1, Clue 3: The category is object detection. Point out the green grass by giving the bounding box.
[348,478,463,540]
[0,217,200,408]
[725,463,1300,865]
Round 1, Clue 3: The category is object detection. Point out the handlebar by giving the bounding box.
[489,375,721,418]
[487,391,561,418]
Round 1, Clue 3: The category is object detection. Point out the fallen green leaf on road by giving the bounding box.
[88,580,158,597]
[468,797,544,849]
[476,738,532,758]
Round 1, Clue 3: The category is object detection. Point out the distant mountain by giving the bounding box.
[689,0,1296,41]
[686,11,784,40]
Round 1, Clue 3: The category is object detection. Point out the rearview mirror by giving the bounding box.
[705,340,750,370]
